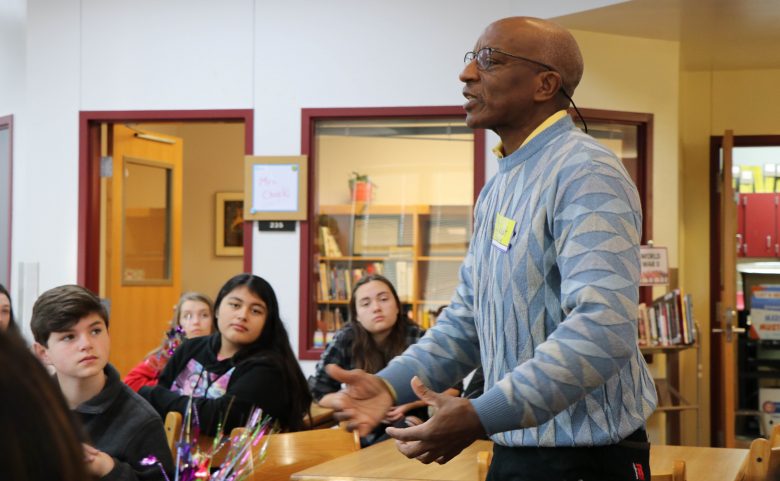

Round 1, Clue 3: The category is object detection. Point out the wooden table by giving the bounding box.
[292,439,749,481]
[650,444,748,481]
[304,403,336,429]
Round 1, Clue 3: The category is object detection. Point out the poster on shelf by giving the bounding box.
[760,388,780,436]
[750,285,780,340]
[639,246,669,286]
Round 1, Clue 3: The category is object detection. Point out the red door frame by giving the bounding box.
[77,109,254,292]
[0,115,13,288]
[298,106,486,360]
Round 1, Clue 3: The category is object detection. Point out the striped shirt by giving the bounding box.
[379,115,657,447]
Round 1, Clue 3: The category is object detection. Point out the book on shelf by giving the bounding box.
[319,226,343,257]
[318,261,384,301]
[637,290,695,348]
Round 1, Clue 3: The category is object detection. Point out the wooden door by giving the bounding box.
[716,130,739,447]
[105,124,183,376]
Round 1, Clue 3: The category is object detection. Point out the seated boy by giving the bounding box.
[31,284,174,481]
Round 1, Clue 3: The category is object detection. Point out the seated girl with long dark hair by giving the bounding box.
[140,274,312,434]
[308,274,459,445]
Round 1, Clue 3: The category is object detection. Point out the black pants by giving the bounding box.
[486,429,650,481]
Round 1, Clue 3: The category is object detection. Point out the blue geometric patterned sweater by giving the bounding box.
[379,115,657,447]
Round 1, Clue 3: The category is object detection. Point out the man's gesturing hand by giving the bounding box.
[318,364,394,437]
[386,376,486,465]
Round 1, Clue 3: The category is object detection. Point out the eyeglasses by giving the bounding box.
[464,47,554,73]
[463,47,588,133]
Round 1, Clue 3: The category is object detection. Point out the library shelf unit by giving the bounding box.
[640,340,700,445]
[310,202,472,355]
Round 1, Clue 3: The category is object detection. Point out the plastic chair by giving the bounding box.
[242,427,360,481]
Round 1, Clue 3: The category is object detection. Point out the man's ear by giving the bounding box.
[33,341,52,366]
[534,71,563,102]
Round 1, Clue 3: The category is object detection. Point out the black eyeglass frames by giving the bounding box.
[463,47,588,133]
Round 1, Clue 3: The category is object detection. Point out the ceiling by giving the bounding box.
[552,0,780,71]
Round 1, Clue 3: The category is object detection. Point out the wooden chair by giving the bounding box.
[739,424,780,481]
[242,427,360,481]
[652,460,686,481]
[164,411,182,458]
[164,410,232,466]
[477,450,492,481]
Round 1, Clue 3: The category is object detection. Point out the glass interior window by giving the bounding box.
[312,118,475,344]
[122,159,172,283]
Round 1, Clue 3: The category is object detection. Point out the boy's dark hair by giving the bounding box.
[31,284,109,346]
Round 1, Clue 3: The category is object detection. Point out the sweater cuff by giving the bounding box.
[377,363,419,404]
[470,386,515,436]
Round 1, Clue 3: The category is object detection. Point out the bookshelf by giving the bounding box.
[638,289,700,445]
[640,341,700,445]
[311,203,472,351]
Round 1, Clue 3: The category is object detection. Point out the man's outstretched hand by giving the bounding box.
[386,376,486,465]
[318,364,394,437]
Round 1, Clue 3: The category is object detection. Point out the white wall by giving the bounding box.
[0,0,25,119]
[4,0,645,369]
[0,0,26,327]
[11,0,80,310]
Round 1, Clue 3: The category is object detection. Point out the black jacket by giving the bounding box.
[75,364,173,481]
[139,334,292,435]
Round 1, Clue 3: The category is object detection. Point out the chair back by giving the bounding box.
[477,450,493,481]
[164,411,182,458]
[165,410,232,467]
[244,427,360,481]
[651,460,686,481]
[737,424,780,481]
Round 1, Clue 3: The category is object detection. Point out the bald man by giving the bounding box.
[321,17,657,481]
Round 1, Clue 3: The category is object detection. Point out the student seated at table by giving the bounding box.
[140,274,312,435]
[0,330,92,481]
[125,292,215,392]
[31,284,173,481]
[308,274,459,446]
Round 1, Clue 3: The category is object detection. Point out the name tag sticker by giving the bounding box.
[491,213,516,252]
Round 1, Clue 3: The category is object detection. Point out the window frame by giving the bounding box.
[299,106,486,360]
[0,115,13,289]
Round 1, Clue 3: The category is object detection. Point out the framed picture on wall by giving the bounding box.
[215,192,244,256]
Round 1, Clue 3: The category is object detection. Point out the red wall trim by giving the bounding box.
[298,106,486,360]
[0,115,13,288]
[77,109,254,291]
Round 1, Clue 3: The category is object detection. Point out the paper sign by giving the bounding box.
[251,164,299,213]
[640,246,669,286]
[751,285,780,340]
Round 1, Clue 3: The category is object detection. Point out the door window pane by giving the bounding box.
[122,158,172,284]
[575,120,640,188]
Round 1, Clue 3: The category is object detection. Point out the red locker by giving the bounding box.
[743,193,776,257]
